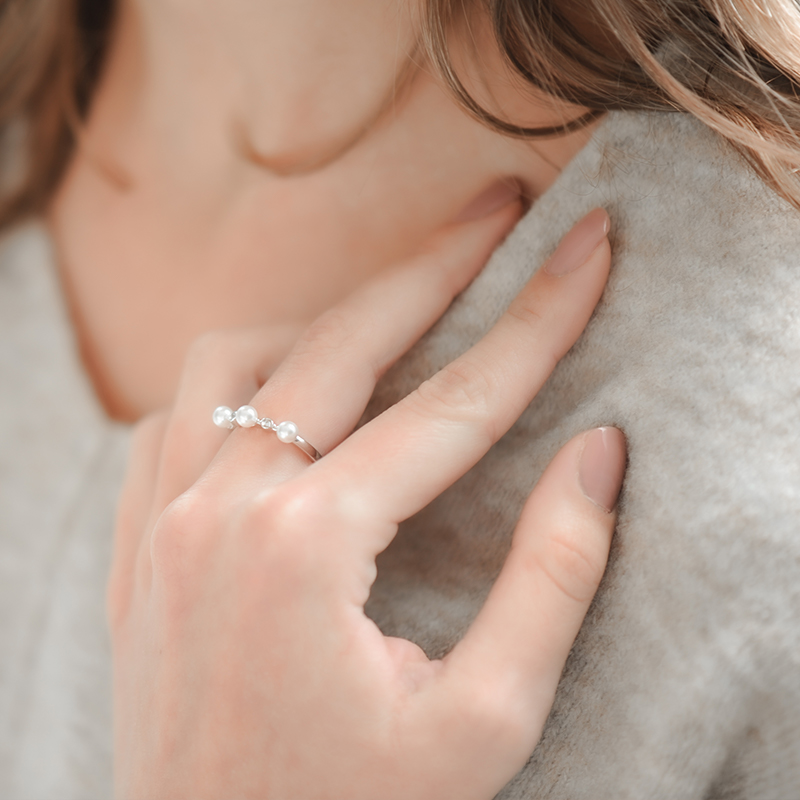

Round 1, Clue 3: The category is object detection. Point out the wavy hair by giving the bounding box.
[424,0,800,208]
[1,0,800,232]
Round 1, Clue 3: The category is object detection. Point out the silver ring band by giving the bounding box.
[213,405,322,462]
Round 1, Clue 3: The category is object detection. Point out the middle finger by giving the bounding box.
[318,208,612,537]
[212,204,522,485]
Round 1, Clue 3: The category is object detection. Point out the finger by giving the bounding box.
[152,325,300,513]
[107,411,168,628]
[323,208,611,531]
[440,428,625,761]
[213,201,522,483]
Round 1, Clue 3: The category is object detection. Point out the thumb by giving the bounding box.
[441,427,626,756]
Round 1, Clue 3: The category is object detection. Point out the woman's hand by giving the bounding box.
[109,204,624,800]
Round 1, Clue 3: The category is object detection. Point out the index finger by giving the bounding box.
[318,209,611,535]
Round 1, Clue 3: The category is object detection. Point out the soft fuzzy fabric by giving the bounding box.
[366,111,800,799]
[1,110,799,799]
[0,226,129,800]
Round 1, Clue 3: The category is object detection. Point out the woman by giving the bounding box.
[1,0,798,797]
[0,2,622,797]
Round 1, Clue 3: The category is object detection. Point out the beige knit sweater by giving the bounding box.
[367,111,800,799]
[1,110,799,799]
[0,225,129,799]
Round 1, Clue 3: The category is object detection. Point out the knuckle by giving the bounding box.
[505,295,562,368]
[531,522,606,605]
[293,309,356,361]
[185,328,241,368]
[249,484,319,531]
[149,489,218,580]
[150,480,342,583]
[412,358,495,421]
[412,229,450,261]
[506,293,544,329]
[242,482,339,572]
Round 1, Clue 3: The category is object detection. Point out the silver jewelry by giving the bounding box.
[212,405,322,462]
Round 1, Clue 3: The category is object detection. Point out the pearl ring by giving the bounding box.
[213,405,322,462]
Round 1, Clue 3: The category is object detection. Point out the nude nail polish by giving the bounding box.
[544,208,611,276]
[579,427,626,512]
[454,180,521,222]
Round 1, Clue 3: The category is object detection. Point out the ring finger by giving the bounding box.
[319,208,612,546]
[151,324,302,514]
[212,203,522,486]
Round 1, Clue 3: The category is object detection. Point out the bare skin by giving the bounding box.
[49,0,597,420]
[44,3,626,795]
[110,206,624,799]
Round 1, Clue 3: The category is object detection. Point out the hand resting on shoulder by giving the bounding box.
[108,204,625,799]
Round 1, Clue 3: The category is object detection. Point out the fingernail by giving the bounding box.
[544,208,610,276]
[454,180,521,222]
[579,427,626,512]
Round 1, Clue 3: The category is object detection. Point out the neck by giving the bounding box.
[49,0,597,420]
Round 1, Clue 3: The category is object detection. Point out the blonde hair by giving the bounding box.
[1,0,800,231]
[425,0,800,209]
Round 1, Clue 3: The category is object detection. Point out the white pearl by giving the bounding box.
[235,405,259,428]
[276,421,298,443]
[212,406,234,428]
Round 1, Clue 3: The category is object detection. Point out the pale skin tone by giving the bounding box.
[48,0,626,796]
[110,205,624,799]
[50,0,599,419]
